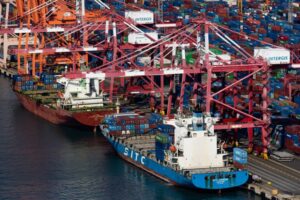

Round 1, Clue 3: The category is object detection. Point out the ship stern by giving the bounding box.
[191,170,249,190]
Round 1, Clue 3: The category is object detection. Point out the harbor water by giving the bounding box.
[0,76,261,200]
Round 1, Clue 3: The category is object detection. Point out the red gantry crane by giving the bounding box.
[2,0,277,159]
[57,17,271,159]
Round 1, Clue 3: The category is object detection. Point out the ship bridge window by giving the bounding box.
[175,121,184,127]
[187,131,191,137]
[71,93,78,97]
[171,158,178,163]
[195,124,203,130]
[178,150,183,156]
[225,175,231,179]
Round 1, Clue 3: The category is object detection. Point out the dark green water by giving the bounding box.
[0,76,261,199]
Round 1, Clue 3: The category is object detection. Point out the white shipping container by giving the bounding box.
[293,3,299,7]
[204,0,236,6]
[210,54,231,61]
[125,10,154,24]
[128,32,158,45]
[154,58,171,67]
[137,57,151,65]
[291,64,300,68]
[254,48,290,65]
[199,54,231,65]
[135,57,171,67]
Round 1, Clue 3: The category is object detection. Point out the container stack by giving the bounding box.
[40,73,56,85]
[40,73,63,90]
[157,124,175,144]
[12,75,34,92]
[148,113,164,128]
[268,72,300,118]
[285,125,300,154]
[103,113,164,136]
[155,133,171,162]
[233,148,248,169]
[12,74,63,92]
[139,0,300,50]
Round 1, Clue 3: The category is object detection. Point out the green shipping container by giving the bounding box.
[124,36,128,43]
[176,51,196,65]
[155,134,169,144]
[210,48,223,55]
[226,73,234,81]
[186,54,195,65]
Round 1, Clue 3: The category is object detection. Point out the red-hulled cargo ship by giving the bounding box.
[15,92,116,128]
[13,74,117,129]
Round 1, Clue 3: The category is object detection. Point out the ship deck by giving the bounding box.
[118,134,235,175]
[122,135,156,156]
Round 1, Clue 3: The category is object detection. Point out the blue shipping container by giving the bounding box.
[233,148,247,164]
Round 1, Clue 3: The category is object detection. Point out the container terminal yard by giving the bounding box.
[0,0,300,199]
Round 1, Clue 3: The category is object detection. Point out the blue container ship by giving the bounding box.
[100,112,249,190]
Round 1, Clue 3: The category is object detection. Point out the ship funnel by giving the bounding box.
[192,111,203,131]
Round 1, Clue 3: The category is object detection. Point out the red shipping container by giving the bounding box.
[278,35,289,41]
[15,82,22,86]
[285,138,300,154]
[250,26,256,32]
[231,33,241,40]
[250,34,259,40]
[247,18,260,25]
[272,25,282,32]
[263,37,273,43]
[222,17,230,22]
[285,125,300,134]
[258,28,267,34]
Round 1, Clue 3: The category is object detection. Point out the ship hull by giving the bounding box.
[103,132,249,190]
[15,92,114,128]
[72,109,116,127]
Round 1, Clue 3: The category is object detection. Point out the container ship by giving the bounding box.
[100,111,249,190]
[12,73,117,129]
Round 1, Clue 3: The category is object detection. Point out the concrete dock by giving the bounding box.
[247,154,300,200]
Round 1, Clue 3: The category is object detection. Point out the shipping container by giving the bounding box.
[128,32,158,45]
[125,10,154,24]
[254,48,290,65]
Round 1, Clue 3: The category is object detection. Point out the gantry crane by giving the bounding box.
[53,17,270,159]
[1,0,278,159]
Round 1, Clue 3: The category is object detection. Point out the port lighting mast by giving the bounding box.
[158,0,163,22]
[288,0,293,23]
